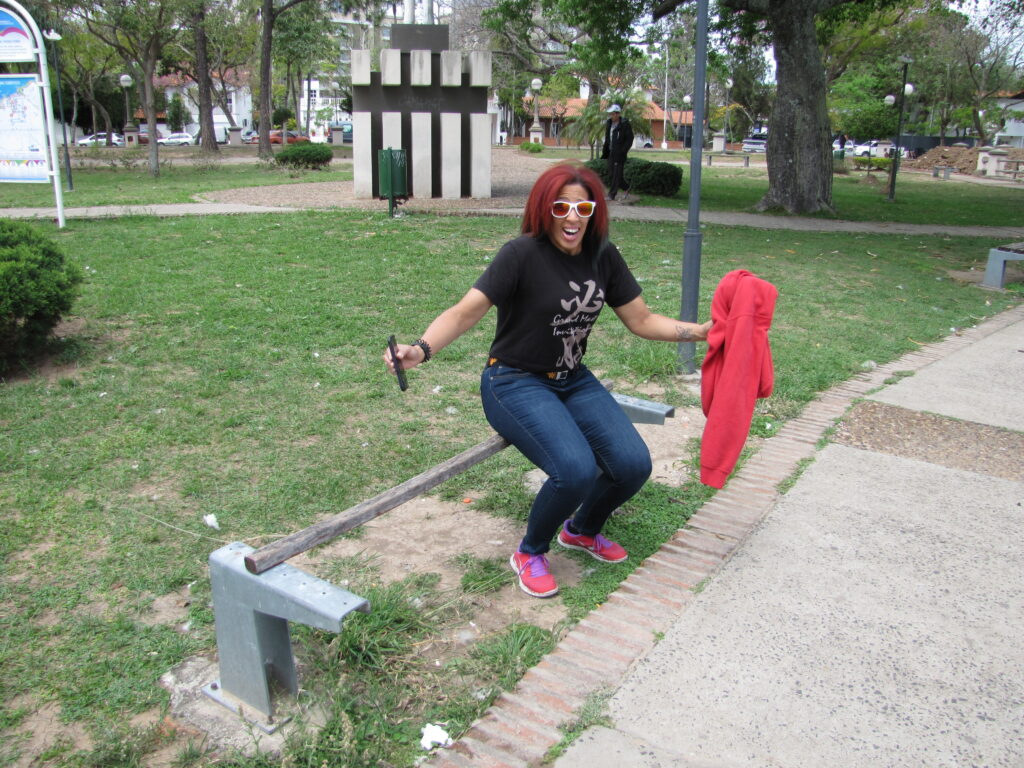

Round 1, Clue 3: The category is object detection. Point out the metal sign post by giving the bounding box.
[0,0,65,227]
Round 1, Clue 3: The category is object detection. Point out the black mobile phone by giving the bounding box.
[387,335,408,391]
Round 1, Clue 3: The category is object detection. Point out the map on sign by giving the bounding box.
[0,74,49,183]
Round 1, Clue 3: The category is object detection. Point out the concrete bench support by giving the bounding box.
[207,542,369,722]
[982,242,1024,290]
[932,166,954,180]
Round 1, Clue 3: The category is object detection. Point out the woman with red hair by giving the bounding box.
[387,162,711,598]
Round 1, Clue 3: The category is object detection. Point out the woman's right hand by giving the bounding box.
[383,342,425,374]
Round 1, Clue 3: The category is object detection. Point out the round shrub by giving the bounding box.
[0,219,83,363]
[584,157,683,197]
[625,158,683,196]
[518,141,544,153]
[275,143,333,170]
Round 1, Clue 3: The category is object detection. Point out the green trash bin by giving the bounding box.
[378,147,408,217]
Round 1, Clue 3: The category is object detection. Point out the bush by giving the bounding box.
[0,219,83,364]
[275,143,333,170]
[518,141,544,153]
[625,158,683,196]
[584,157,683,197]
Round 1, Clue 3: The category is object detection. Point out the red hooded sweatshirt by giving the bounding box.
[700,269,778,488]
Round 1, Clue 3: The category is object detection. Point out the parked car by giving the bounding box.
[137,128,164,144]
[76,133,124,147]
[327,122,353,144]
[741,136,767,153]
[158,132,195,146]
[241,129,258,143]
[853,140,884,157]
[269,130,310,144]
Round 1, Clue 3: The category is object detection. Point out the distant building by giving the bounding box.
[156,71,254,141]
[994,88,1024,148]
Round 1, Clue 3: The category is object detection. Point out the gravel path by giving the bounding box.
[196,146,557,212]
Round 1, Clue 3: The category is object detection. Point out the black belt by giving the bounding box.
[488,357,573,381]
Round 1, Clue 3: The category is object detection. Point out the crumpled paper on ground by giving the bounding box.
[420,723,452,750]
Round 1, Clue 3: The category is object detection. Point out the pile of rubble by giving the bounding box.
[903,145,1024,175]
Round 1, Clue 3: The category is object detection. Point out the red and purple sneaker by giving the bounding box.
[510,551,559,598]
[557,520,628,563]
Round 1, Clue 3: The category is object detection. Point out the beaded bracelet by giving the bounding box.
[413,338,432,362]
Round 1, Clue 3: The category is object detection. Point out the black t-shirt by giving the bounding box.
[473,234,642,374]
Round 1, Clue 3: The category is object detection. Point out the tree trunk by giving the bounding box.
[141,57,160,177]
[193,4,219,152]
[758,0,833,214]
[258,0,275,158]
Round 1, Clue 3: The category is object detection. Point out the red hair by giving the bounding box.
[521,163,609,256]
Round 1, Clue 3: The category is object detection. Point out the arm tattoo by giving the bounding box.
[675,323,699,342]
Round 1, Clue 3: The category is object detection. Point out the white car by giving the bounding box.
[853,140,886,157]
[741,136,767,153]
[158,132,195,146]
[77,132,124,147]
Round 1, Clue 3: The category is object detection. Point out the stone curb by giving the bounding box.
[421,302,1024,767]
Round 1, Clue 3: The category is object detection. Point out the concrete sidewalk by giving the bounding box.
[428,305,1024,768]
[550,306,1024,768]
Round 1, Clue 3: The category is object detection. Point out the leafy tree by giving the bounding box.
[166,92,191,132]
[273,1,338,134]
[66,0,187,176]
[55,23,120,138]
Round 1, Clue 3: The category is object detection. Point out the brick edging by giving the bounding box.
[424,303,1024,768]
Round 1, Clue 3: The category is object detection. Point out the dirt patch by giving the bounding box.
[293,405,707,648]
[833,400,1024,481]
[903,145,1024,175]
[5,698,93,767]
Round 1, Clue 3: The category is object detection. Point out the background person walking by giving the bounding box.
[602,104,634,201]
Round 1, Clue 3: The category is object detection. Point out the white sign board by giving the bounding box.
[0,7,34,62]
[0,74,49,182]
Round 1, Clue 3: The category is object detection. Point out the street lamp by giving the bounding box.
[724,77,733,146]
[886,56,912,202]
[119,74,133,132]
[661,43,670,149]
[683,94,692,148]
[529,77,543,143]
[43,30,73,191]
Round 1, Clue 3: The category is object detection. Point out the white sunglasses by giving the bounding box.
[551,200,596,218]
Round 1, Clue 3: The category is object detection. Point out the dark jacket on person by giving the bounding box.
[602,117,634,161]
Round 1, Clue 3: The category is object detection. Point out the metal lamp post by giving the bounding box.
[661,43,670,149]
[529,77,543,144]
[886,56,912,202]
[43,29,72,190]
[682,94,691,147]
[724,77,733,146]
[119,73,133,131]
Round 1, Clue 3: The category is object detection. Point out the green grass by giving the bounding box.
[638,164,1024,227]
[0,155,352,208]
[516,145,1024,227]
[0,206,1020,766]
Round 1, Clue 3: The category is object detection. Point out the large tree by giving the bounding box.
[70,0,187,176]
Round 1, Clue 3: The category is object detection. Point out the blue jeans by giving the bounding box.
[481,362,652,555]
